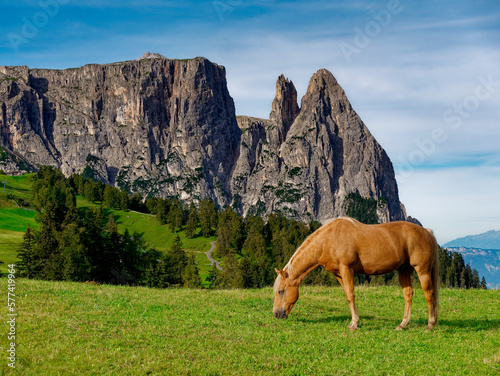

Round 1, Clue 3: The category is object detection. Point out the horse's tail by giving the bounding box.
[426,228,440,320]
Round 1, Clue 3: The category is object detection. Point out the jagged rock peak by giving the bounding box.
[307,68,339,91]
[137,52,167,60]
[269,74,300,143]
[302,68,352,116]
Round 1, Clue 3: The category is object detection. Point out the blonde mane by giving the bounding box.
[278,217,358,284]
[337,216,359,226]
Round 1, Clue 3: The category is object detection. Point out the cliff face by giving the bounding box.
[0,55,406,222]
[233,70,405,222]
[0,56,241,205]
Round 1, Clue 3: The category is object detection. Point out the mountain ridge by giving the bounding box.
[1,54,407,223]
[444,230,500,250]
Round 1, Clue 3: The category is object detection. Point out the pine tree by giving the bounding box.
[230,213,245,251]
[206,264,220,288]
[146,197,159,215]
[460,268,467,289]
[472,269,481,289]
[481,277,488,289]
[35,203,63,280]
[145,255,170,288]
[83,180,96,202]
[343,192,379,224]
[182,254,202,288]
[156,198,170,225]
[168,199,183,232]
[120,190,130,211]
[17,226,36,278]
[185,201,198,239]
[238,257,253,288]
[103,185,120,209]
[58,221,91,282]
[130,192,146,212]
[215,224,231,258]
[199,199,217,237]
[219,252,243,288]
[166,235,187,285]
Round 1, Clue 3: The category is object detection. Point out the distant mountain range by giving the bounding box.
[444,230,500,249]
[444,230,500,289]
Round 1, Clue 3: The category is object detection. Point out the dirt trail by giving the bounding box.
[204,241,223,271]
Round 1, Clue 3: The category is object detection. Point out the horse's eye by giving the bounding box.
[278,290,285,296]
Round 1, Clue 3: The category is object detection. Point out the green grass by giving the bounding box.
[0,208,36,232]
[0,174,37,272]
[0,229,23,267]
[0,174,34,201]
[0,174,37,233]
[0,281,498,375]
[112,209,214,253]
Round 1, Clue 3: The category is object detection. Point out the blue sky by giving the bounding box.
[1,0,499,243]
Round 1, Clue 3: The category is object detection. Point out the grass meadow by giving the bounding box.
[0,280,498,375]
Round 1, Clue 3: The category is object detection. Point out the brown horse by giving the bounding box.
[273,217,440,331]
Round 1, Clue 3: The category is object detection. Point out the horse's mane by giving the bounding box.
[281,217,358,280]
[337,216,359,226]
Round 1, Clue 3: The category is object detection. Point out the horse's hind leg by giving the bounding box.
[396,267,413,330]
[339,265,359,331]
[416,270,438,332]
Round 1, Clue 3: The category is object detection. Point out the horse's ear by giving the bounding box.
[275,268,288,279]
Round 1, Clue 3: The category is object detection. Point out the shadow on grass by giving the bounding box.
[436,318,500,331]
[410,317,500,331]
[296,315,374,324]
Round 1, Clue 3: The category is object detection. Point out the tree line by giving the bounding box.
[16,167,201,288]
[16,167,488,289]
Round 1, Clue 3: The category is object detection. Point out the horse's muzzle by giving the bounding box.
[273,310,288,319]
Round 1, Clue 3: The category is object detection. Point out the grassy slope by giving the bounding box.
[111,209,216,279]
[0,174,37,270]
[0,174,215,277]
[1,280,499,375]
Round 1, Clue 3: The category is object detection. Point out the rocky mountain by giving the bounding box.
[0,54,407,223]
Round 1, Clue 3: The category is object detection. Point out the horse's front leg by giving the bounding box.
[339,265,359,331]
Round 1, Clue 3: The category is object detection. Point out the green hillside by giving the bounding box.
[0,174,37,267]
[0,173,215,276]
[2,280,499,375]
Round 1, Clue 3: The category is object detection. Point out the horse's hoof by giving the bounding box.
[348,324,358,331]
[424,325,434,332]
[395,325,406,331]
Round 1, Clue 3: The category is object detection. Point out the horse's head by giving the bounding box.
[273,268,299,319]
